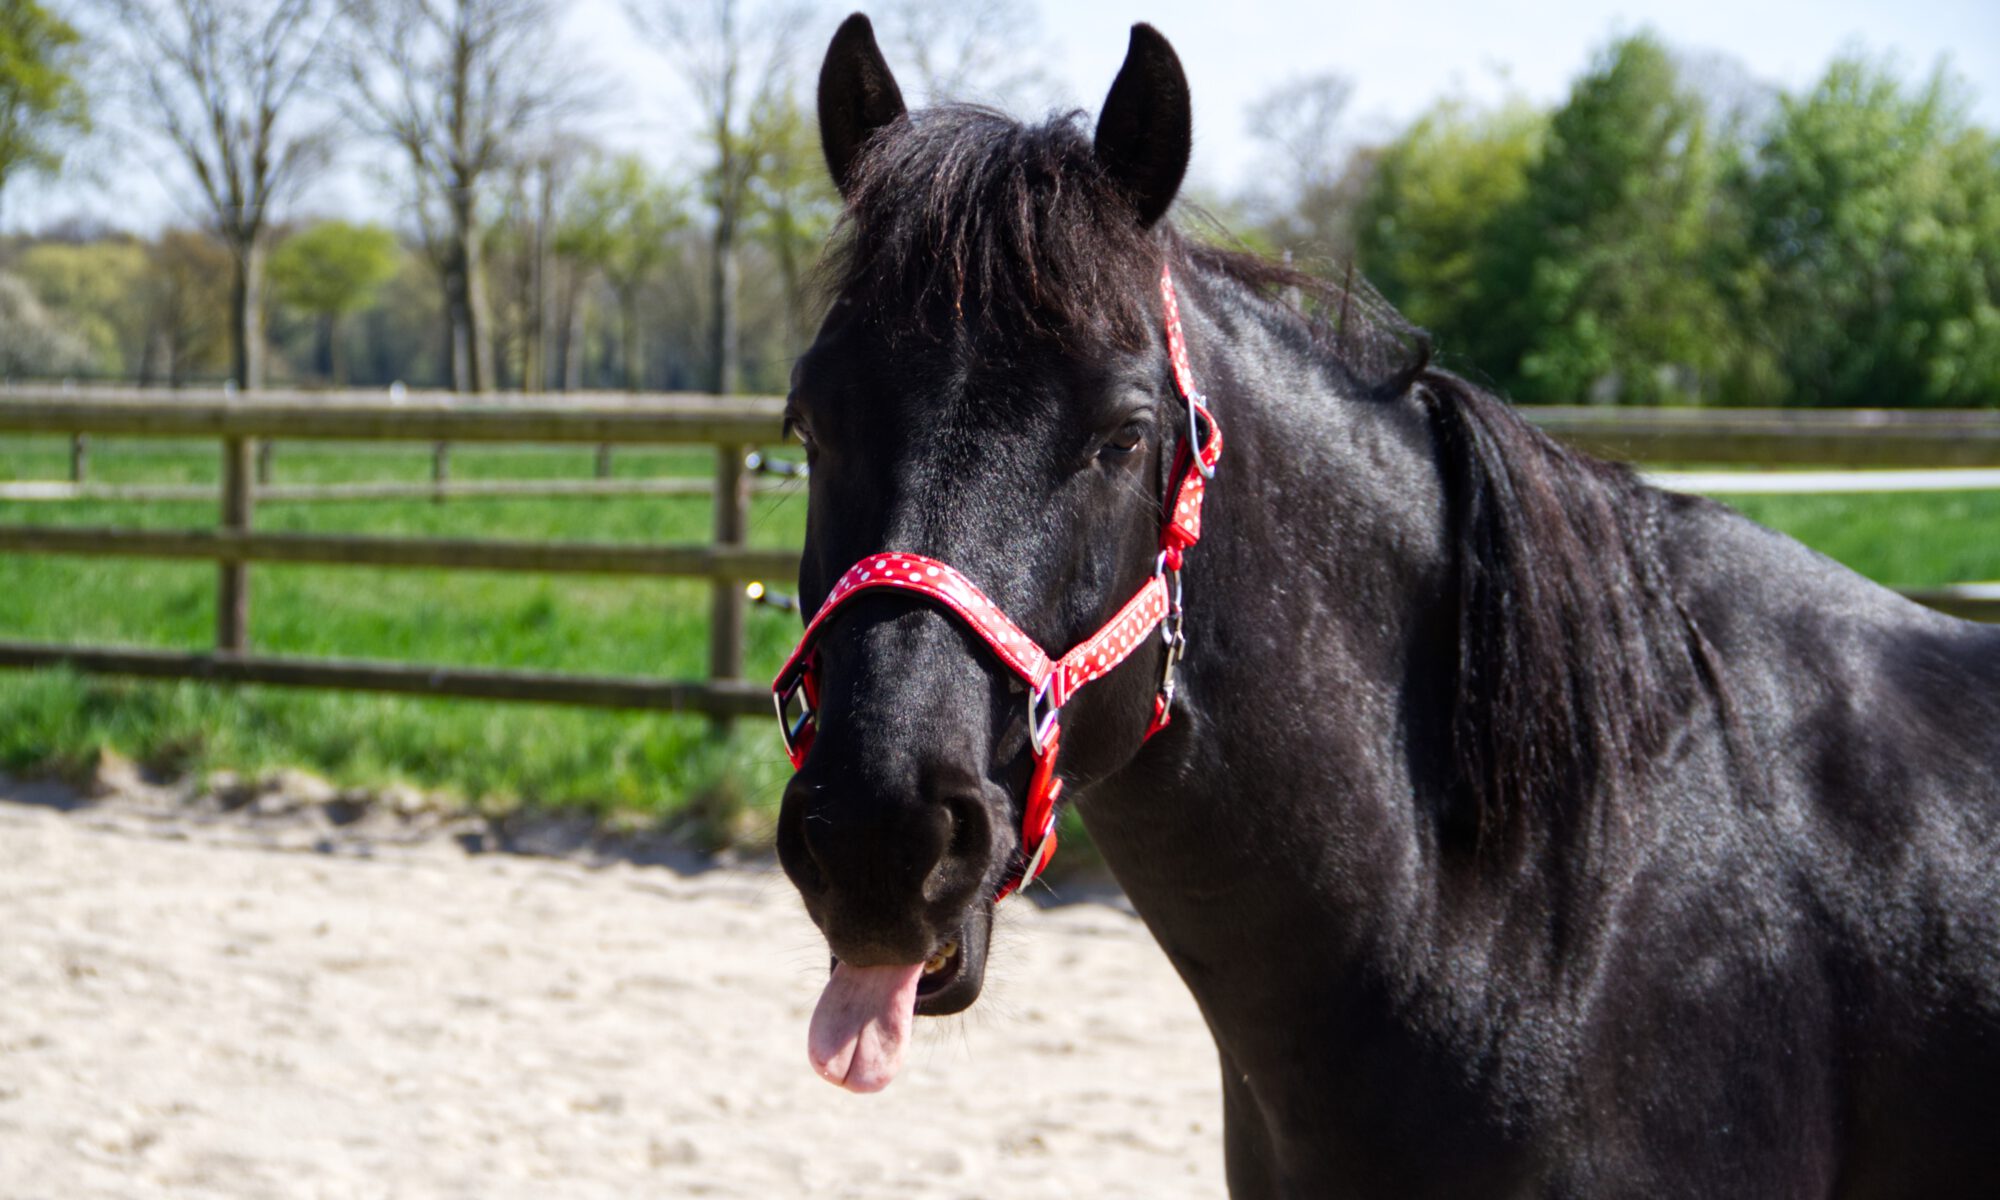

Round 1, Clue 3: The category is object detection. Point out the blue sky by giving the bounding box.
[8,0,1996,232]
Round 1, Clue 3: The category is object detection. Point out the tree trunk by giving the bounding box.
[711,210,740,395]
[445,190,495,394]
[329,314,349,386]
[230,236,267,390]
[562,285,585,391]
[621,286,643,390]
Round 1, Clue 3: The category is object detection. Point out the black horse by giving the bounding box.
[775,14,2000,1196]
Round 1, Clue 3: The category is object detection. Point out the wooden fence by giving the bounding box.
[0,388,789,718]
[0,388,1996,718]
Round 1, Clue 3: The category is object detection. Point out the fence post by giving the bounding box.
[431,441,450,503]
[69,435,88,483]
[217,436,255,653]
[595,444,613,478]
[256,439,276,484]
[708,444,751,718]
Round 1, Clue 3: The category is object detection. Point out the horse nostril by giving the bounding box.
[922,788,994,904]
[776,791,828,898]
[944,790,993,863]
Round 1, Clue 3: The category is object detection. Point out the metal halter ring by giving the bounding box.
[774,667,815,760]
[1187,395,1216,480]
[1027,677,1062,756]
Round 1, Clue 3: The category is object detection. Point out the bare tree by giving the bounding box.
[624,0,812,395]
[1248,72,1354,197]
[91,0,334,390]
[1244,72,1366,263]
[867,0,1055,109]
[341,0,584,393]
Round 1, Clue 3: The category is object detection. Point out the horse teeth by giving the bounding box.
[923,941,958,975]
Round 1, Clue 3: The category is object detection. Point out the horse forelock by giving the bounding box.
[822,105,1164,349]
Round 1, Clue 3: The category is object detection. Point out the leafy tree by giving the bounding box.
[12,238,149,375]
[138,228,232,386]
[1741,58,2000,407]
[1486,34,1737,403]
[269,220,401,384]
[744,87,838,349]
[0,0,88,223]
[1357,98,1544,350]
[557,155,687,389]
[0,270,90,377]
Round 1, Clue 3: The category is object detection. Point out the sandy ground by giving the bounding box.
[0,778,1224,1199]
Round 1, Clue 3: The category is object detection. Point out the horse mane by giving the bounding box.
[1207,240,1714,850]
[1413,374,1711,851]
[828,102,1715,850]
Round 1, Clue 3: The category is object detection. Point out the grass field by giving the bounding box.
[2,434,1997,841]
[0,436,809,840]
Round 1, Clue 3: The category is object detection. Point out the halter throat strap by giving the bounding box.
[774,262,1223,899]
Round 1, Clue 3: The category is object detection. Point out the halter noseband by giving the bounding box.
[772,263,1223,899]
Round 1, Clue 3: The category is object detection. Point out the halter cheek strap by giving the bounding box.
[774,263,1223,900]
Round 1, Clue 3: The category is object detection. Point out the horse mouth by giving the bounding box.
[823,906,990,1018]
[917,905,990,1016]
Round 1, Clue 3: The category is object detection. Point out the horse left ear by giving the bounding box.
[818,13,908,199]
[1093,24,1192,229]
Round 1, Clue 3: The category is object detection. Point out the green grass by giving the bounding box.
[1717,490,2000,588]
[1,435,1996,843]
[0,436,808,837]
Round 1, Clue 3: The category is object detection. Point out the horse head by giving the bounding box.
[774,13,1199,1091]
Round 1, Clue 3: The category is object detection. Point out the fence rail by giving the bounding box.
[2,389,1997,713]
[0,388,791,716]
[1527,407,2000,467]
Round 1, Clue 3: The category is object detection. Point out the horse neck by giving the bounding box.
[1081,266,1459,959]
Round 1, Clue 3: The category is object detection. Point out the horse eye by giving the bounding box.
[1098,421,1146,459]
[784,411,815,451]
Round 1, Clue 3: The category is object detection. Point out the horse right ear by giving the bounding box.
[818,13,908,199]
[1093,24,1192,228]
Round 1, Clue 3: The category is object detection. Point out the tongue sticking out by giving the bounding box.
[808,961,924,1093]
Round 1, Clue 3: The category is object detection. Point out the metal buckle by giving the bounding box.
[1186,395,1216,480]
[774,665,815,760]
[1026,677,1061,756]
[1154,551,1187,704]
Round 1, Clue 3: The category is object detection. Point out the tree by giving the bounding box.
[0,0,89,224]
[12,238,150,375]
[743,87,838,349]
[1243,73,1363,263]
[268,219,400,384]
[1479,35,1736,403]
[342,0,586,393]
[866,0,1054,108]
[625,0,812,395]
[138,227,233,386]
[1741,57,2000,407]
[557,154,687,389]
[1357,99,1545,358]
[91,0,334,391]
[0,271,91,377]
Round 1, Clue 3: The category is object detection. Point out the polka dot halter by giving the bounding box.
[774,263,1223,899]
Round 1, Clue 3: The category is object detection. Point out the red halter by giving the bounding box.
[773,263,1223,900]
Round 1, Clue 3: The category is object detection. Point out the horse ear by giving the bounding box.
[818,13,908,199]
[1093,24,1192,229]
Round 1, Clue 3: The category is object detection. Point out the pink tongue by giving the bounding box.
[808,961,924,1093]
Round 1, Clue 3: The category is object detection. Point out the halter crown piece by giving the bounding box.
[773,263,1224,900]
